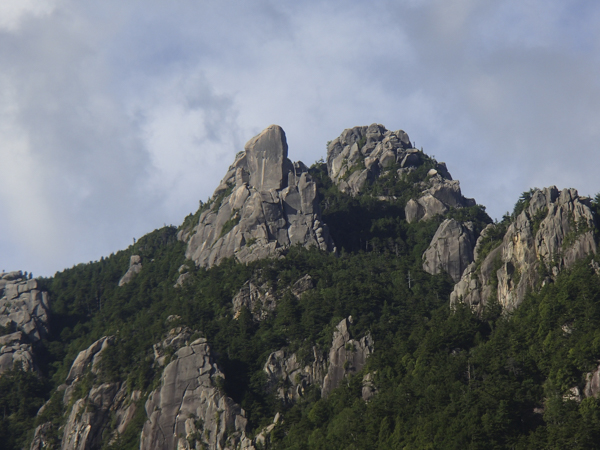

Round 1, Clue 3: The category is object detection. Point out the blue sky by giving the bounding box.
[1,0,599,276]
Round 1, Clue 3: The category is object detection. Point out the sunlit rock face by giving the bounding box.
[180,125,335,268]
[451,187,598,313]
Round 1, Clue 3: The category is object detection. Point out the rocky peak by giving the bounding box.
[451,186,597,312]
[326,124,475,220]
[180,125,335,268]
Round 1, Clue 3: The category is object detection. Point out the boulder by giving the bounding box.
[423,219,476,282]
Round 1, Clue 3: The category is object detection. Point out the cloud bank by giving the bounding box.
[1,0,599,275]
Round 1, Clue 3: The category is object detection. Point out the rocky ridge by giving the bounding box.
[326,124,475,223]
[451,187,597,312]
[179,125,335,268]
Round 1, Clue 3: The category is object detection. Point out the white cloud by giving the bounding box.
[1,0,600,274]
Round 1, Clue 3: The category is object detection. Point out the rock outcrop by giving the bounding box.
[404,175,476,223]
[326,124,475,220]
[263,317,373,402]
[232,274,315,321]
[451,187,597,312]
[232,280,277,321]
[263,348,327,403]
[140,337,253,450]
[61,383,139,450]
[327,124,414,196]
[322,316,374,398]
[180,125,335,268]
[0,272,50,373]
[422,219,476,282]
[32,336,140,450]
[118,255,142,286]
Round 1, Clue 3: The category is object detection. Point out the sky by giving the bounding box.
[1,0,600,277]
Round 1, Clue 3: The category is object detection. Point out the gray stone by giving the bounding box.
[180,126,335,269]
[232,281,277,321]
[118,255,142,286]
[423,219,476,282]
[451,186,597,312]
[140,338,253,450]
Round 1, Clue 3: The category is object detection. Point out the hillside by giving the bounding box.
[1,124,600,449]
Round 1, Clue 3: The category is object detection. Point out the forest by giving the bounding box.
[1,159,600,449]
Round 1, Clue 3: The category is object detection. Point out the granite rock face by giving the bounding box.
[326,124,475,220]
[451,187,597,312]
[0,272,50,374]
[322,316,374,398]
[326,124,413,196]
[263,317,373,402]
[232,274,315,321]
[232,280,277,321]
[405,175,476,223]
[423,219,476,282]
[140,337,253,450]
[118,255,142,286]
[180,125,335,268]
[31,337,141,450]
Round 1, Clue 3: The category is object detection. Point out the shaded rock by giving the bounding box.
[362,372,377,401]
[232,281,277,321]
[63,336,113,405]
[423,219,476,282]
[585,363,600,398]
[291,274,315,298]
[262,317,373,402]
[152,326,194,367]
[118,255,142,286]
[0,331,35,373]
[0,272,50,374]
[263,348,327,403]
[0,272,49,342]
[140,338,253,450]
[29,422,53,450]
[322,317,373,398]
[451,186,597,312]
[405,177,476,223]
[180,126,335,268]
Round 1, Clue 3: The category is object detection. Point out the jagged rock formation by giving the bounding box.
[326,124,475,220]
[327,124,414,196]
[61,383,139,450]
[179,125,335,268]
[232,274,315,321]
[0,272,50,373]
[322,316,373,398]
[263,348,327,403]
[232,280,277,321]
[118,255,142,286]
[422,219,476,282]
[31,336,140,450]
[140,336,253,450]
[263,317,373,402]
[404,175,476,223]
[451,187,597,312]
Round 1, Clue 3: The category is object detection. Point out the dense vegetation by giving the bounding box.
[1,162,600,449]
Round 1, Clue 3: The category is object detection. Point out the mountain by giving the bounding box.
[1,124,600,449]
